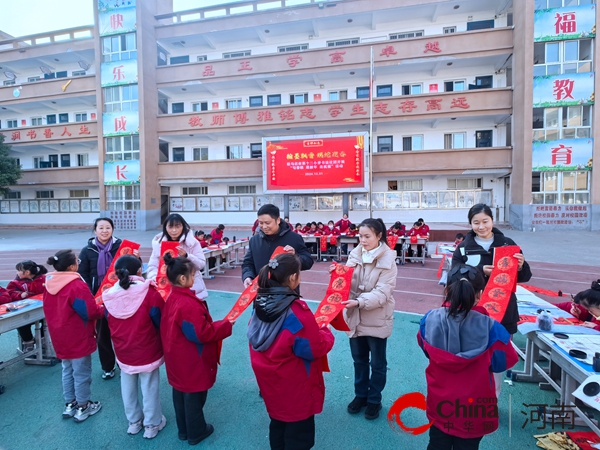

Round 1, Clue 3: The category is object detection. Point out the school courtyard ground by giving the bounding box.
[0,225,598,449]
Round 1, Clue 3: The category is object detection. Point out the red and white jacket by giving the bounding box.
[161,286,232,392]
[335,218,352,233]
[0,286,11,305]
[103,276,164,374]
[6,275,46,301]
[43,272,104,360]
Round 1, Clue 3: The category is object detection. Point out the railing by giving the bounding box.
[0,26,94,52]
[0,198,100,214]
[155,0,332,23]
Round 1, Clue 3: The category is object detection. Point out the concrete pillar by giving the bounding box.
[509,0,534,231]
[342,193,349,216]
[591,4,600,230]
[283,194,290,219]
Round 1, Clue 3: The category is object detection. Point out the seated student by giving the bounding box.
[387,224,404,263]
[314,222,329,236]
[417,218,430,237]
[204,235,217,269]
[306,222,318,235]
[304,222,319,256]
[194,231,206,246]
[406,222,425,261]
[210,224,225,244]
[252,219,259,236]
[557,281,600,330]
[294,223,304,234]
[301,222,312,234]
[327,220,340,236]
[335,213,352,233]
[7,260,48,352]
[454,233,465,246]
[345,224,358,237]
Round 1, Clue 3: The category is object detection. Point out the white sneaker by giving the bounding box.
[62,401,78,419]
[143,415,166,439]
[73,401,102,423]
[127,419,143,435]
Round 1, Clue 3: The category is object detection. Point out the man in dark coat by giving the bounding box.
[242,204,313,288]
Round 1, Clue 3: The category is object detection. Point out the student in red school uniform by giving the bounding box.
[327,220,341,236]
[294,223,304,234]
[194,231,206,246]
[0,286,10,304]
[556,281,600,330]
[335,213,352,233]
[210,224,225,244]
[407,221,425,260]
[301,222,312,234]
[417,218,430,237]
[252,219,260,236]
[161,253,234,445]
[386,224,404,263]
[7,260,48,352]
[345,224,358,237]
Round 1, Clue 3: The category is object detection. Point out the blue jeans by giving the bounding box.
[349,336,387,405]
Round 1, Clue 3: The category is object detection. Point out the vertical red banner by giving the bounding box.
[95,240,140,304]
[156,241,180,300]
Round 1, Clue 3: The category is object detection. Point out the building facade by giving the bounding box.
[0,0,597,230]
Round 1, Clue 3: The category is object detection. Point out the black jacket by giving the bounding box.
[242,221,313,282]
[452,228,532,334]
[78,237,122,295]
[254,287,297,322]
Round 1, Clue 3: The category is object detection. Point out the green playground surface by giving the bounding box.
[0,291,571,450]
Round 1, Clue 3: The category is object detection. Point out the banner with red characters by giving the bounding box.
[479,245,520,322]
[314,263,353,331]
[156,241,180,300]
[95,240,140,304]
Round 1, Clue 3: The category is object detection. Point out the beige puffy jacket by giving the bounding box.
[343,243,397,339]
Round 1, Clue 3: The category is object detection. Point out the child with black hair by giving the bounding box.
[161,253,233,445]
[43,250,105,422]
[247,253,334,450]
[294,223,304,234]
[557,280,600,330]
[102,255,166,439]
[7,260,48,352]
[454,233,465,246]
[418,264,518,450]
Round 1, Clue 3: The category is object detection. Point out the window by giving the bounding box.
[329,90,348,101]
[103,85,139,112]
[376,85,393,97]
[401,84,422,95]
[6,119,17,128]
[31,117,43,126]
[183,187,208,195]
[7,191,21,199]
[532,171,590,204]
[533,105,592,140]
[278,44,309,52]
[475,130,493,147]
[173,147,185,162]
[193,147,208,161]
[36,191,54,199]
[223,50,251,59]
[228,185,256,194]
[448,178,482,189]
[197,55,208,62]
[399,179,423,190]
[46,114,57,125]
[72,70,86,76]
[377,136,393,153]
[443,26,457,34]
[290,93,308,104]
[327,38,359,47]
[106,185,140,211]
[227,145,243,159]
[48,155,59,167]
[402,136,423,151]
[105,135,140,161]
[70,189,89,198]
[388,180,398,191]
[466,20,494,31]
[250,143,262,158]
[56,71,68,78]
[59,113,69,124]
[389,30,424,40]
[267,94,281,106]
[75,113,87,122]
[170,55,189,65]
[102,33,137,62]
[535,0,593,8]
[77,154,89,166]
[249,96,263,107]
[60,154,71,167]
[356,86,370,99]
[444,80,465,92]
[28,76,40,82]
[172,102,184,114]
[444,133,466,149]
[33,157,44,169]
[226,99,242,109]
[533,39,593,76]
[192,102,208,112]
[3,80,15,86]
[470,76,493,90]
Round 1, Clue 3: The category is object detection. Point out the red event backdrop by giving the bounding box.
[264,134,367,192]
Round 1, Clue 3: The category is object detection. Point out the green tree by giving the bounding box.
[0,133,22,196]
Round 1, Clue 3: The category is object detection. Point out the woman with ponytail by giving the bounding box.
[248,253,334,449]
[418,264,518,450]
[102,255,166,439]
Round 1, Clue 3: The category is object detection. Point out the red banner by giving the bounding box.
[479,246,520,322]
[387,235,399,249]
[518,314,581,326]
[225,246,287,322]
[156,241,180,300]
[314,264,353,331]
[330,235,337,246]
[264,134,365,192]
[320,235,328,252]
[95,240,140,304]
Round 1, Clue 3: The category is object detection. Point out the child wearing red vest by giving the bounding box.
[418,264,517,449]
[161,253,233,445]
[103,255,166,439]
[43,250,105,423]
[247,253,334,449]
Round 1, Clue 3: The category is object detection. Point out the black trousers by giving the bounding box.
[17,325,34,342]
[96,317,116,372]
[427,425,483,450]
[269,415,315,450]
[173,388,208,443]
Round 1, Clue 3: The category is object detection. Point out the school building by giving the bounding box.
[0,0,598,230]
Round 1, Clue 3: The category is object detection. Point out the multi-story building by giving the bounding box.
[0,0,597,231]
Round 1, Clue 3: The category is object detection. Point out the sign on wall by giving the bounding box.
[104,160,140,185]
[101,59,138,87]
[533,72,595,107]
[263,133,368,194]
[534,4,596,42]
[102,111,139,137]
[98,1,137,36]
[532,138,593,172]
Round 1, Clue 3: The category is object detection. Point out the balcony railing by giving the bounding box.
[16,166,99,185]
[0,75,96,103]
[0,26,94,52]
